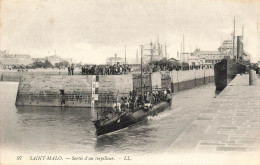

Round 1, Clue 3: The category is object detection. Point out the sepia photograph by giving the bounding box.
[0,0,260,164]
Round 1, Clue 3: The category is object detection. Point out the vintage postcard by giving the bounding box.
[0,0,260,164]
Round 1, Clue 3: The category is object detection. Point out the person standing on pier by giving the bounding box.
[81,66,84,75]
[68,65,71,75]
[71,64,74,75]
[162,89,166,100]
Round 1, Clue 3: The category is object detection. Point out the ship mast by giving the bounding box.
[256,16,260,61]
[242,24,244,37]
[183,33,185,53]
[140,45,144,98]
[157,36,160,57]
[165,43,168,60]
[149,73,153,104]
[233,16,236,60]
[180,42,182,61]
[150,41,153,62]
[182,33,185,65]
[125,45,127,64]
[115,53,117,64]
[136,50,138,64]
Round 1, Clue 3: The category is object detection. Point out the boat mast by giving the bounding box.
[242,24,244,37]
[183,33,185,53]
[140,45,144,98]
[115,53,117,64]
[136,50,138,64]
[180,42,182,61]
[257,16,260,62]
[150,41,153,62]
[149,73,153,104]
[125,45,127,64]
[157,36,160,57]
[182,33,185,69]
[233,16,236,60]
[165,43,167,60]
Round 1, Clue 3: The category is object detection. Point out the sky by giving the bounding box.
[1,0,260,64]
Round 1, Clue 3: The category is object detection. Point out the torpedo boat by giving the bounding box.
[93,44,172,136]
[93,97,171,136]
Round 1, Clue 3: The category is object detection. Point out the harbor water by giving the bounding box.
[0,82,216,154]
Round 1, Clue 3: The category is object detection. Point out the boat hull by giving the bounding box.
[94,101,171,136]
[214,60,227,91]
[214,59,239,91]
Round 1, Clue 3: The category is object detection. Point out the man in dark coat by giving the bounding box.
[71,64,74,75]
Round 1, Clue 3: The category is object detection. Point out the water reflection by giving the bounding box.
[95,120,158,153]
[13,106,97,153]
[16,106,93,125]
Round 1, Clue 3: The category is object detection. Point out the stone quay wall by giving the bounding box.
[170,69,214,92]
[16,75,133,107]
[0,71,23,82]
[0,69,81,82]
[15,69,214,107]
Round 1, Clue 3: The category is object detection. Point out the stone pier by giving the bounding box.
[15,69,214,107]
[168,73,260,152]
[171,69,214,92]
[15,74,133,107]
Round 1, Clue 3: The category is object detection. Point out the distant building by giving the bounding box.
[0,50,8,56]
[0,50,32,69]
[32,55,72,65]
[106,54,125,65]
[0,50,74,68]
[190,49,225,67]
[31,58,46,63]
[219,39,236,59]
[187,54,200,66]
[185,36,249,67]
[46,55,72,65]
[168,57,179,62]
[126,57,140,64]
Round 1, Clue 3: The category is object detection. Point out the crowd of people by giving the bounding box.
[111,89,172,113]
[65,60,214,75]
[67,64,75,75]
[81,64,131,75]
[149,63,213,73]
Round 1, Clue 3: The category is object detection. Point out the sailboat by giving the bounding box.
[92,45,172,136]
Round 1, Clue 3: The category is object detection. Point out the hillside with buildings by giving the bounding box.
[0,50,73,69]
